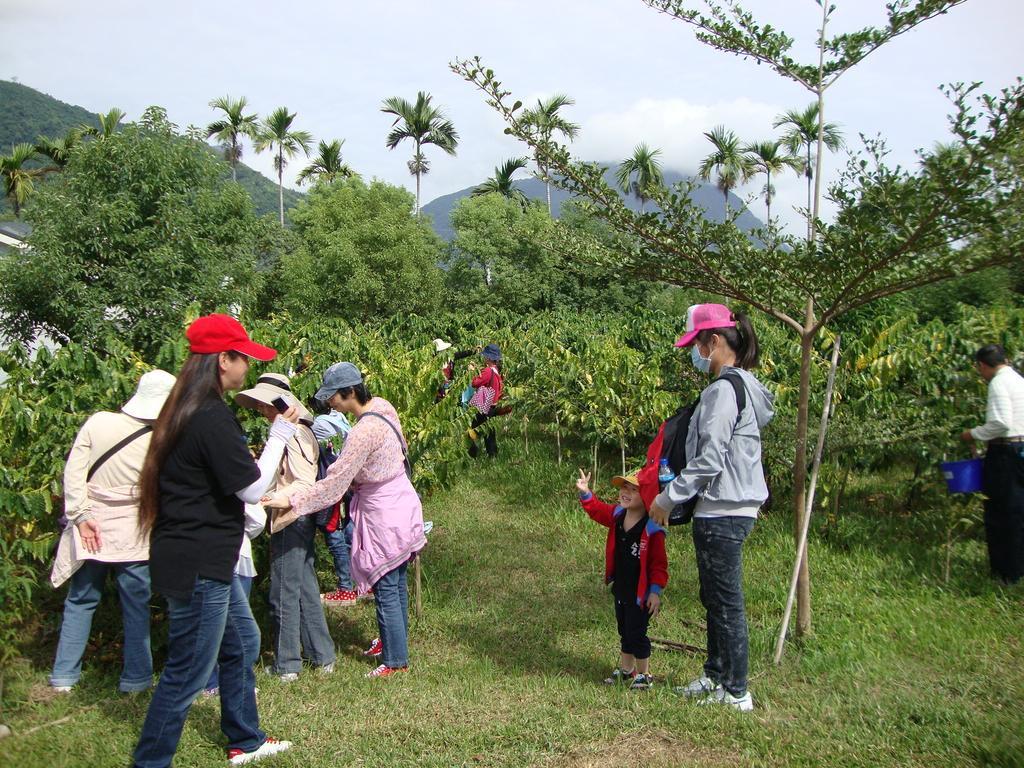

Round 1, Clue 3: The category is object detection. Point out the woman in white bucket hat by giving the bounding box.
[49,368,176,694]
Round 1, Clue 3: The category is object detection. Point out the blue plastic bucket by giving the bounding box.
[940,458,983,494]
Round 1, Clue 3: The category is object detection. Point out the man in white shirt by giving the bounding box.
[961,344,1024,584]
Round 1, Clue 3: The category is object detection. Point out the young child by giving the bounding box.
[576,468,668,690]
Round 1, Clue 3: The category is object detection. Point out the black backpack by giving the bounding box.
[639,372,747,526]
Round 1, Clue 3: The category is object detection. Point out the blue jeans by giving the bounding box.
[322,518,354,591]
[692,516,755,697]
[50,560,152,692]
[375,562,409,669]
[204,575,253,691]
[269,515,336,674]
[132,577,263,768]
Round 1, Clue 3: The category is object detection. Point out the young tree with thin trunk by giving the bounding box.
[453,0,1018,642]
[254,107,313,225]
[615,143,665,213]
[206,96,259,182]
[381,91,459,218]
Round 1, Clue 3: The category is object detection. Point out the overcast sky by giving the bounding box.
[3,0,1021,233]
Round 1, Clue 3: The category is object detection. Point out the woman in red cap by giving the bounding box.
[650,303,775,713]
[132,314,298,768]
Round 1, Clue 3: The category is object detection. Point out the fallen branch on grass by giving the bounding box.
[650,637,706,655]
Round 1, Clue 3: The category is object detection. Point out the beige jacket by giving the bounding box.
[268,423,318,533]
[51,411,152,587]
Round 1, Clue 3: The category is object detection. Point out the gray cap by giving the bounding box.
[315,361,363,402]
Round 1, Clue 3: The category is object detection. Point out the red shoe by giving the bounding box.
[321,589,357,606]
[366,663,407,678]
[362,637,383,658]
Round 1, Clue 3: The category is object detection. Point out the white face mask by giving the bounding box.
[691,344,712,374]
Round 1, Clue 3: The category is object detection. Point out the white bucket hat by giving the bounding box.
[122,369,176,421]
[433,338,452,353]
[235,373,314,425]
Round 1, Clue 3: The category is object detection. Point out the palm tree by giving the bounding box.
[206,96,259,182]
[698,125,754,212]
[773,104,844,240]
[615,143,665,213]
[520,95,579,216]
[472,156,529,206]
[743,140,804,222]
[1,143,44,216]
[296,140,357,186]
[381,91,459,218]
[35,128,84,172]
[254,107,313,225]
[80,108,126,139]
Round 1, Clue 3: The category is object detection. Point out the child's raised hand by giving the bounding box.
[646,592,661,617]
[575,468,592,495]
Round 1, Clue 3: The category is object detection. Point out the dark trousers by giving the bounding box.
[614,597,651,659]
[693,516,755,697]
[468,412,497,458]
[982,444,1024,584]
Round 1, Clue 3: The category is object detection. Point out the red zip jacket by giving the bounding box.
[580,492,668,605]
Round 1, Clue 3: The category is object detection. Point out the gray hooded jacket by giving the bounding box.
[654,366,775,519]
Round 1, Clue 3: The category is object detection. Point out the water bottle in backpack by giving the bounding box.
[657,458,675,489]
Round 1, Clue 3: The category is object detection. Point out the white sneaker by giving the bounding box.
[277,672,298,683]
[673,675,721,699]
[227,736,292,764]
[51,685,73,693]
[317,663,335,676]
[697,687,754,712]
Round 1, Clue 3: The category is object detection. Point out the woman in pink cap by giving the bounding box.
[132,314,297,768]
[650,303,775,713]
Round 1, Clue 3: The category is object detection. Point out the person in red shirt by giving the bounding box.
[576,468,668,691]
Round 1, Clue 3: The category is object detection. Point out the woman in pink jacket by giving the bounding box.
[264,362,425,678]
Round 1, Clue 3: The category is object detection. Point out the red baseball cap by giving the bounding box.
[186,314,277,361]
[674,303,735,348]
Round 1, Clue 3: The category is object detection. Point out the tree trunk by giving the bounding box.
[793,325,815,636]
[278,148,285,227]
[545,180,552,217]
[415,170,421,219]
[621,437,626,475]
[765,169,772,221]
[555,411,562,465]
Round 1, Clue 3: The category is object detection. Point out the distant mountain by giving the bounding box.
[0,80,302,219]
[420,169,763,241]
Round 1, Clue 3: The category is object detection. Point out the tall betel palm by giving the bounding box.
[698,125,753,212]
[520,95,579,216]
[381,91,459,218]
[743,140,804,221]
[206,96,259,182]
[35,128,84,172]
[615,143,665,213]
[1,143,44,216]
[296,139,357,186]
[255,107,313,225]
[472,156,529,206]
[773,104,844,241]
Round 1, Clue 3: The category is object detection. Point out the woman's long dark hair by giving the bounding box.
[336,382,373,406]
[138,352,240,534]
[696,311,760,370]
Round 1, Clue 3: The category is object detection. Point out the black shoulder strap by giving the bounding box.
[87,426,152,482]
[360,412,413,479]
[718,371,747,425]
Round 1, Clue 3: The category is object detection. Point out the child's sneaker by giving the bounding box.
[226,736,292,764]
[697,687,754,712]
[366,663,407,678]
[629,673,653,691]
[602,667,635,685]
[362,637,383,658]
[673,675,721,699]
[321,589,357,606]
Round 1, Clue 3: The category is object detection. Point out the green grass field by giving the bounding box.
[2,438,1022,767]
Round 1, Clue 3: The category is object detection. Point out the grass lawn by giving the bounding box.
[1,438,1022,767]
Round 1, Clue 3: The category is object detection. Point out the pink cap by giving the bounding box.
[674,304,735,347]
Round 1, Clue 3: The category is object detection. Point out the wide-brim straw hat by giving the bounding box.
[235,373,314,425]
[122,369,176,421]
